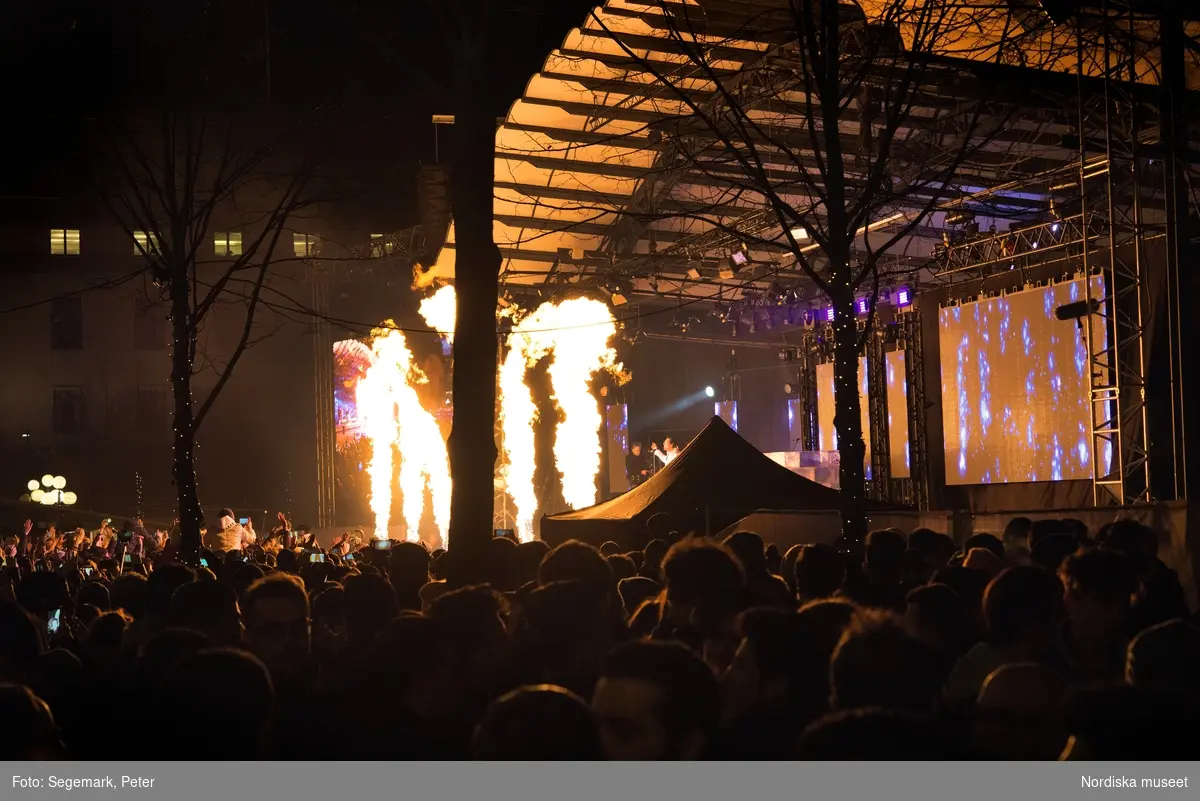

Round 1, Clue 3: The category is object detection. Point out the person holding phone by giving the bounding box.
[205,508,248,553]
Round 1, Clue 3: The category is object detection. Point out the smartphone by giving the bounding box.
[373,540,391,552]
[200,558,209,568]
[495,528,516,540]
[239,517,249,526]
[123,553,133,564]
[82,567,94,578]
[344,553,355,562]
[47,608,62,638]
[309,553,326,564]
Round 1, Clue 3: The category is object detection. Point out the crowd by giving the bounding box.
[2,509,1199,760]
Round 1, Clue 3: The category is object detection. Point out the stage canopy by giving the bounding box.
[541,415,861,549]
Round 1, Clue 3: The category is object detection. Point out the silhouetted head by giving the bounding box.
[474,685,601,760]
[169,580,243,647]
[794,543,845,601]
[830,610,940,712]
[592,640,720,760]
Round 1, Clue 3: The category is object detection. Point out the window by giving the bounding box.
[50,228,81,255]
[52,386,85,434]
[134,297,168,350]
[133,231,160,256]
[369,233,394,258]
[136,385,171,434]
[294,233,319,257]
[214,232,243,256]
[50,297,84,350]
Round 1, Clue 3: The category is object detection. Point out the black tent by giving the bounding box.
[541,416,848,550]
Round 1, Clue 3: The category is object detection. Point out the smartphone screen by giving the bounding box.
[344,553,355,561]
[83,567,94,578]
[47,608,61,638]
[238,517,249,526]
[373,540,391,551]
[200,558,209,568]
[123,553,132,564]
[309,553,326,564]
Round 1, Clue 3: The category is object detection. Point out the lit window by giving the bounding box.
[370,233,394,258]
[214,232,243,256]
[133,231,160,256]
[294,233,319,257]
[50,229,81,255]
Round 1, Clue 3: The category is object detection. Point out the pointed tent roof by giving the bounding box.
[541,416,848,548]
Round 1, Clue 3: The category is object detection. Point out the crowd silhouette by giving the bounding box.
[2,513,1199,760]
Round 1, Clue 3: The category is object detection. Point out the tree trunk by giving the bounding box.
[170,287,203,567]
[446,87,501,574]
[831,288,868,550]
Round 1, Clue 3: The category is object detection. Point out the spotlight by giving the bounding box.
[824,307,836,322]
[730,247,750,267]
[704,385,715,398]
[855,298,870,315]
[1055,299,1098,321]
[1051,222,1061,234]
[719,265,736,280]
[788,226,809,242]
[783,382,796,394]
[945,210,975,226]
[894,287,912,307]
[611,293,628,306]
[686,266,701,280]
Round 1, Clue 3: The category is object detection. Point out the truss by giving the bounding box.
[901,307,930,511]
[866,328,892,503]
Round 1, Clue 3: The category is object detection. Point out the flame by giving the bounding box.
[356,339,399,540]
[358,323,452,546]
[499,298,622,541]
[419,284,457,344]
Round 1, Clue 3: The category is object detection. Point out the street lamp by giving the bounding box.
[19,475,77,507]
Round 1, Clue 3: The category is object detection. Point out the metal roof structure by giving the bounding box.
[421,0,1199,315]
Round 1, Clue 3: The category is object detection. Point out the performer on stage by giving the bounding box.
[651,437,680,467]
[626,441,652,488]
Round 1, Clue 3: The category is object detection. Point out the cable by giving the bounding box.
[0,267,150,316]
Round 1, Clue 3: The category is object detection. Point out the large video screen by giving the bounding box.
[815,355,910,479]
[886,350,910,479]
[334,339,374,450]
[940,276,1110,485]
[817,360,870,473]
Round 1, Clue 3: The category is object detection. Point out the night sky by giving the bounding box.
[0,0,598,222]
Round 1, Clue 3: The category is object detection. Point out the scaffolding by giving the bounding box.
[310,264,337,528]
[1078,4,1155,506]
[901,307,930,511]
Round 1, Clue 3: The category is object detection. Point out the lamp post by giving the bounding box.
[19,475,78,507]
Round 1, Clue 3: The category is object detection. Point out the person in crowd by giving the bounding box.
[2,509,1197,762]
[830,609,941,712]
[205,509,246,553]
[794,543,845,603]
[474,685,601,760]
[591,640,720,760]
[1059,547,1138,681]
[625,441,651,488]
[943,565,1066,703]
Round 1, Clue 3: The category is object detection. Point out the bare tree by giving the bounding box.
[581,0,1049,542]
[96,112,324,564]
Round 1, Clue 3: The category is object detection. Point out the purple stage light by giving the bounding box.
[824,307,836,322]
[895,286,912,307]
[855,297,870,315]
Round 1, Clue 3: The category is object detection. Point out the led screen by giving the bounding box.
[886,350,911,479]
[334,339,374,450]
[939,276,1111,485]
[816,360,870,474]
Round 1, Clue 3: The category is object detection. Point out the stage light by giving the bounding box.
[686,266,701,280]
[610,293,628,306]
[1051,222,1061,234]
[719,265,735,280]
[1055,299,1098,321]
[855,298,870,315]
[730,248,750,267]
[824,307,836,322]
[789,226,809,242]
[704,386,715,398]
[895,287,912,307]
